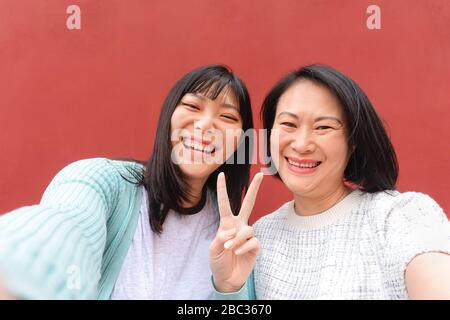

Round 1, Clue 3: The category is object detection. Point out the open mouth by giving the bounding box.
[285,157,322,168]
[181,136,216,155]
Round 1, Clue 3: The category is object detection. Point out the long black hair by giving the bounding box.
[261,64,398,193]
[119,65,253,233]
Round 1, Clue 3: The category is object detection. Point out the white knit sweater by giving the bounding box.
[252,189,450,299]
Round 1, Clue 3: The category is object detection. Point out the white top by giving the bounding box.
[253,189,450,299]
[110,187,219,299]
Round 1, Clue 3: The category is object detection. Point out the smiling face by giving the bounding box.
[170,88,243,183]
[270,80,350,198]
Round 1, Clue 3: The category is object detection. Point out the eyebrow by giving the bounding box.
[276,111,299,119]
[188,93,240,112]
[277,112,343,125]
[315,116,343,125]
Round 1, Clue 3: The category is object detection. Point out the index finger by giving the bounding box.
[217,172,233,219]
[238,172,264,223]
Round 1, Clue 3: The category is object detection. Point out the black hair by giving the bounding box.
[119,64,253,233]
[261,64,398,193]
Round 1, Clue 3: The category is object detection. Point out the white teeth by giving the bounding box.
[287,159,320,168]
[182,138,214,154]
[203,145,215,153]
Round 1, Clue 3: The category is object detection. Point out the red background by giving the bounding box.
[0,0,449,221]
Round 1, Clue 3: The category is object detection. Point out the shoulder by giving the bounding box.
[51,157,144,184]
[365,190,439,209]
[360,190,448,235]
[253,201,292,234]
[362,190,446,218]
[43,158,145,208]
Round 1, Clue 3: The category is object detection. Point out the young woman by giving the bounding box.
[210,64,450,299]
[0,64,257,299]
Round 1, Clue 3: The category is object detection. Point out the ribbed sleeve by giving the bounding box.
[212,271,257,300]
[0,158,127,299]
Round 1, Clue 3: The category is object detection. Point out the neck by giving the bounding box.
[293,183,351,216]
[182,177,207,208]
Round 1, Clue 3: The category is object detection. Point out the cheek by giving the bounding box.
[170,114,182,144]
[336,137,349,165]
[270,130,289,156]
[322,137,349,168]
[269,130,287,169]
[221,128,242,157]
[170,109,195,143]
[170,109,186,130]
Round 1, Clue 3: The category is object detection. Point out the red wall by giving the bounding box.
[0,0,449,222]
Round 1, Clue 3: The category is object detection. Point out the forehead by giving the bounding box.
[188,86,239,108]
[276,80,343,117]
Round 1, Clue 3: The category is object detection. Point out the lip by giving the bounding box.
[180,136,216,155]
[285,156,321,174]
[181,135,213,146]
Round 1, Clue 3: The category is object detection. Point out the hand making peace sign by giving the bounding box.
[209,171,264,293]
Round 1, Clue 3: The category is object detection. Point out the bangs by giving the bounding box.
[188,75,239,106]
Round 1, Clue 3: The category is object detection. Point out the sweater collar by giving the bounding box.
[286,189,364,230]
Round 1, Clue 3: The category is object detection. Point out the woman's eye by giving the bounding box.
[280,122,296,128]
[221,114,239,122]
[316,125,332,130]
[181,102,200,110]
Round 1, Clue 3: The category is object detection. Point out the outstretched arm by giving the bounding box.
[406,252,450,299]
[0,158,131,299]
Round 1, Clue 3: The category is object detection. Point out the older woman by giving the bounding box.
[210,64,450,299]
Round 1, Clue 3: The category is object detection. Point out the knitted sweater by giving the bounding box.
[216,189,450,299]
[0,158,144,299]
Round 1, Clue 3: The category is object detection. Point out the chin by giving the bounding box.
[281,174,317,196]
[178,163,216,180]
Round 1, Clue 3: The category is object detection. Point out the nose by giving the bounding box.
[194,115,214,133]
[290,127,316,154]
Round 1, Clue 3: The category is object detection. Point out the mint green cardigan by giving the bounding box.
[0,158,145,299]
